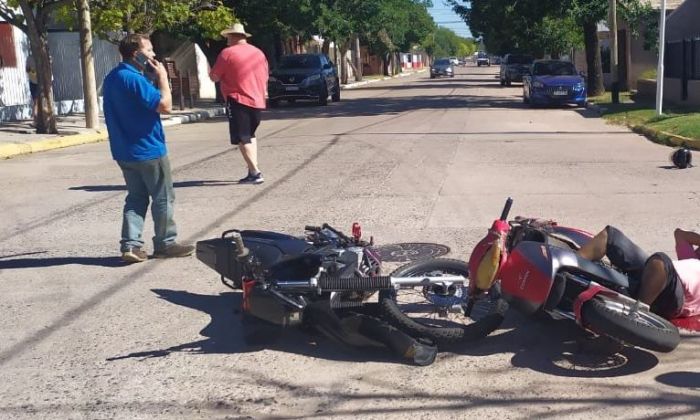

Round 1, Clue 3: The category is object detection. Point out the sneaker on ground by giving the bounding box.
[153,243,195,259]
[238,173,254,183]
[122,247,148,263]
[239,172,264,184]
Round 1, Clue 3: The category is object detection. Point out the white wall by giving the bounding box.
[0,25,32,120]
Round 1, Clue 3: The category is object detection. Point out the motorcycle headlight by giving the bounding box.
[302,74,321,86]
[533,81,544,88]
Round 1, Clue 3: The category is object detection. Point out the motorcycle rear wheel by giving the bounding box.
[379,258,506,344]
[581,295,680,353]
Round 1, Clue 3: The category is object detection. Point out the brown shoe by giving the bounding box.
[153,243,195,259]
[122,247,148,263]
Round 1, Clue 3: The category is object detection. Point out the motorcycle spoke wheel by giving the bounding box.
[379,258,506,344]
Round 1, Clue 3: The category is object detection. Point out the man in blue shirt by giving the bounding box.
[103,34,194,263]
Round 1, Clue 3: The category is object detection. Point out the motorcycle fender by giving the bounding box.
[572,282,643,326]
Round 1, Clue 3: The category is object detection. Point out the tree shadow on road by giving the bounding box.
[106,289,407,365]
[442,313,660,378]
[69,180,238,192]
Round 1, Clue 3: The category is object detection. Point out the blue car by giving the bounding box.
[523,60,587,107]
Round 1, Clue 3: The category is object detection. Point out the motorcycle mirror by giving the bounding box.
[500,197,513,221]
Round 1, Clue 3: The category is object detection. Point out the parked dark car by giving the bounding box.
[499,53,534,86]
[268,54,340,106]
[523,60,587,107]
[430,58,454,78]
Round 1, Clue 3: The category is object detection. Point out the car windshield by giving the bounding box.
[507,55,533,65]
[278,55,321,70]
[533,61,577,76]
[477,52,488,58]
[434,59,450,65]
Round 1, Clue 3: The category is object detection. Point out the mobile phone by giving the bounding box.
[134,52,153,72]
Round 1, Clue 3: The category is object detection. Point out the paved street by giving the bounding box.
[1,65,698,419]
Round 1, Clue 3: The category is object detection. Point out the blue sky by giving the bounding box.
[427,1,472,39]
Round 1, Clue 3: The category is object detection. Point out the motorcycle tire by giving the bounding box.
[581,295,680,353]
[379,258,507,345]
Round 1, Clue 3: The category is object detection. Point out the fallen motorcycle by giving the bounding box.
[458,197,681,353]
[196,223,504,347]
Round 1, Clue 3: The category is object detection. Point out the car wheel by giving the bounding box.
[523,95,529,104]
[500,79,505,86]
[577,101,587,108]
[506,79,512,87]
[331,83,341,102]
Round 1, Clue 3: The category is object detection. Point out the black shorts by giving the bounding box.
[605,226,684,318]
[226,98,261,145]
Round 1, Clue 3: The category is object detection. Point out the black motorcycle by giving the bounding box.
[196,223,504,363]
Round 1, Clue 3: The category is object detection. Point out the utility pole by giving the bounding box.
[609,0,619,104]
[78,0,99,128]
[656,0,667,116]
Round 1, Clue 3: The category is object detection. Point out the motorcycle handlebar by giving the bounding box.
[500,197,513,221]
[304,225,322,232]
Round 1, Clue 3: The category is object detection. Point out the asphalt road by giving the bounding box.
[1,65,699,419]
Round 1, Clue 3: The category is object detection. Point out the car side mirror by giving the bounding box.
[579,71,586,77]
[323,63,332,69]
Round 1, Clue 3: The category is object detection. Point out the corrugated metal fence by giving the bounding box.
[0,28,120,121]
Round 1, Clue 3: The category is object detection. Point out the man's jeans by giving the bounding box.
[117,156,177,253]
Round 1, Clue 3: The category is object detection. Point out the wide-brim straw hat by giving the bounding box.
[220,23,251,38]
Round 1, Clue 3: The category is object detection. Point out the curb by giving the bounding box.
[0,107,226,160]
[341,69,427,90]
[632,125,700,150]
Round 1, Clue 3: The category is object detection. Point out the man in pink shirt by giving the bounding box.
[578,226,700,319]
[210,23,269,184]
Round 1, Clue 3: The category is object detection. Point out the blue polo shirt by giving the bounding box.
[103,62,165,162]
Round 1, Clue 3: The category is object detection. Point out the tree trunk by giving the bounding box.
[339,44,349,85]
[19,1,58,134]
[352,34,362,82]
[583,21,605,97]
[78,0,99,129]
[321,38,330,56]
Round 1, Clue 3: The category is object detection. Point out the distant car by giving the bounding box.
[476,52,490,67]
[491,55,502,65]
[500,53,534,86]
[449,57,459,66]
[431,58,454,79]
[268,53,340,106]
[523,60,587,107]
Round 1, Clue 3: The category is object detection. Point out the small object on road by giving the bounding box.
[671,147,693,169]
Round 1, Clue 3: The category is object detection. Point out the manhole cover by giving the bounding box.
[372,243,451,262]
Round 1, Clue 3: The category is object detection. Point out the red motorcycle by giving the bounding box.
[380,198,680,352]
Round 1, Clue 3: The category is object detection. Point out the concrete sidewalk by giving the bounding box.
[0,69,426,160]
[0,102,226,160]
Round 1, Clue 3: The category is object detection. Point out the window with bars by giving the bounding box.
[0,22,17,68]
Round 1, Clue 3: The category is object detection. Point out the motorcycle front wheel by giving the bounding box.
[379,258,507,344]
[581,295,681,353]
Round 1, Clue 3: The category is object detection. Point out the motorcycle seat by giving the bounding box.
[560,253,630,290]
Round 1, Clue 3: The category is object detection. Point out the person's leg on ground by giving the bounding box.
[578,228,609,261]
[638,256,668,305]
[118,161,150,263]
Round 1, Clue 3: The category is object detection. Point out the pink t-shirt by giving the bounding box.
[211,43,268,109]
[673,241,700,317]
